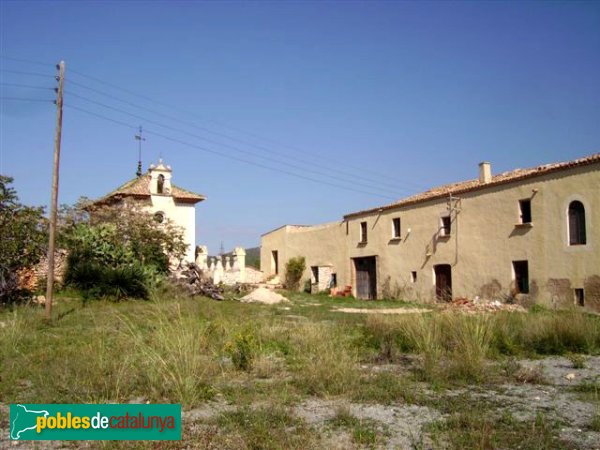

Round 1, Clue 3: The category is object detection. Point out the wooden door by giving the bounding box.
[355,257,377,300]
[434,264,452,301]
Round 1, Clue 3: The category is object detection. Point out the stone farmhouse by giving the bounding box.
[261,153,600,311]
[92,159,205,263]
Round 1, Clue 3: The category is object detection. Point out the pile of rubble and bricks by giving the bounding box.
[170,263,230,301]
[330,285,353,297]
[441,297,527,313]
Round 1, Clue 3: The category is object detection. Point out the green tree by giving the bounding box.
[0,176,47,304]
[61,201,187,300]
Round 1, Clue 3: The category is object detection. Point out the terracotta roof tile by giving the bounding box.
[94,174,206,205]
[344,152,600,219]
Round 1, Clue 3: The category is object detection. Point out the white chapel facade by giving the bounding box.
[92,160,205,262]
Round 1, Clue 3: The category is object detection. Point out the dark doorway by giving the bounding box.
[354,257,377,300]
[434,264,452,301]
[271,250,279,275]
[513,260,529,294]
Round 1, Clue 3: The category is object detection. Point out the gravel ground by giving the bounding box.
[294,398,441,450]
[2,356,598,449]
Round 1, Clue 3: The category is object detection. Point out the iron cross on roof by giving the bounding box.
[135,125,146,177]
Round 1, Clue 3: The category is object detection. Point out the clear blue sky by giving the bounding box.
[1,1,599,253]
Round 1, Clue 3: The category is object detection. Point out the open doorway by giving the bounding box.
[434,264,452,301]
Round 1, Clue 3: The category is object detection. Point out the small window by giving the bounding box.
[574,288,584,307]
[360,221,368,243]
[153,211,165,223]
[157,174,165,194]
[392,217,401,239]
[440,216,451,236]
[513,260,529,294]
[568,201,586,245]
[519,199,532,224]
[411,271,417,283]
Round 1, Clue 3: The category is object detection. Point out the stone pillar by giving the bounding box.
[233,247,246,283]
[195,245,208,270]
[213,257,224,284]
[225,256,232,271]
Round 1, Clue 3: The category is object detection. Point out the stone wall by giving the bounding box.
[195,246,264,285]
[17,250,68,291]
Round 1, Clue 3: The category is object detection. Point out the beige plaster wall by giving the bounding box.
[345,164,599,308]
[261,222,347,286]
[261,163,599,310]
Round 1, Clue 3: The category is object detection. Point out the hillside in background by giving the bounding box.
[244,247,260,269]
[217,247,260,269]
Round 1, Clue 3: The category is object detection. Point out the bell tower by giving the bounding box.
[148,159,173,195]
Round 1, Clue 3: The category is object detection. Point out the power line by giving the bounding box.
[0,55,53,68]
[65,104,138,129]
[68,67,427,191]
[0,69,54,78]
[0,96,54,103]
[66,79,419,194]
[0,82,54,90]
[65,103,397,200]
[65,90,404,196]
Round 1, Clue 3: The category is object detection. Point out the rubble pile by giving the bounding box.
[442,297,527,313]
[170,263,226,301]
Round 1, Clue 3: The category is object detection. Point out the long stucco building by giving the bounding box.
[261,153,600,311]
[92,160,205,262]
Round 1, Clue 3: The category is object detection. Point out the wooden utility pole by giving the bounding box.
[45,60,65,320]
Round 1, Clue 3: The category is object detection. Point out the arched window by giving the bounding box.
[157,174,165,194]
[568,201,586,245]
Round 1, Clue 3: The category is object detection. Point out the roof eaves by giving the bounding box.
[344,152,600,219]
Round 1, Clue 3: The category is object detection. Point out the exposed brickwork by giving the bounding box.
[583,275,600,312]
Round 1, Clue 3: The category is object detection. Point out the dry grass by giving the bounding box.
[1,288,598,449]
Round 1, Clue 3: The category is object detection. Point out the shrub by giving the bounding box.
[0,176,47,304]
[225,327,258,371]
[61,203,186,300]
[284,256,306,291]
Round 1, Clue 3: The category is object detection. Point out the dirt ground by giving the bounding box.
[332,307,432,314]
[3,355,598,449]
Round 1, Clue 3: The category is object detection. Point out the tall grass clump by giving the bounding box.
[362,314,443,381]
[0,309,29,354]
[490,312,527,356]
[522,311,599,355]
[363,315,412,361]
[402,315,444,381]
[288,322,359,396]
[443,314,493,382]
[122,303,219,408]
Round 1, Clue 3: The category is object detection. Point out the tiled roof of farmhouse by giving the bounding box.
[94,173,206,205]
[344,152,600,219]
